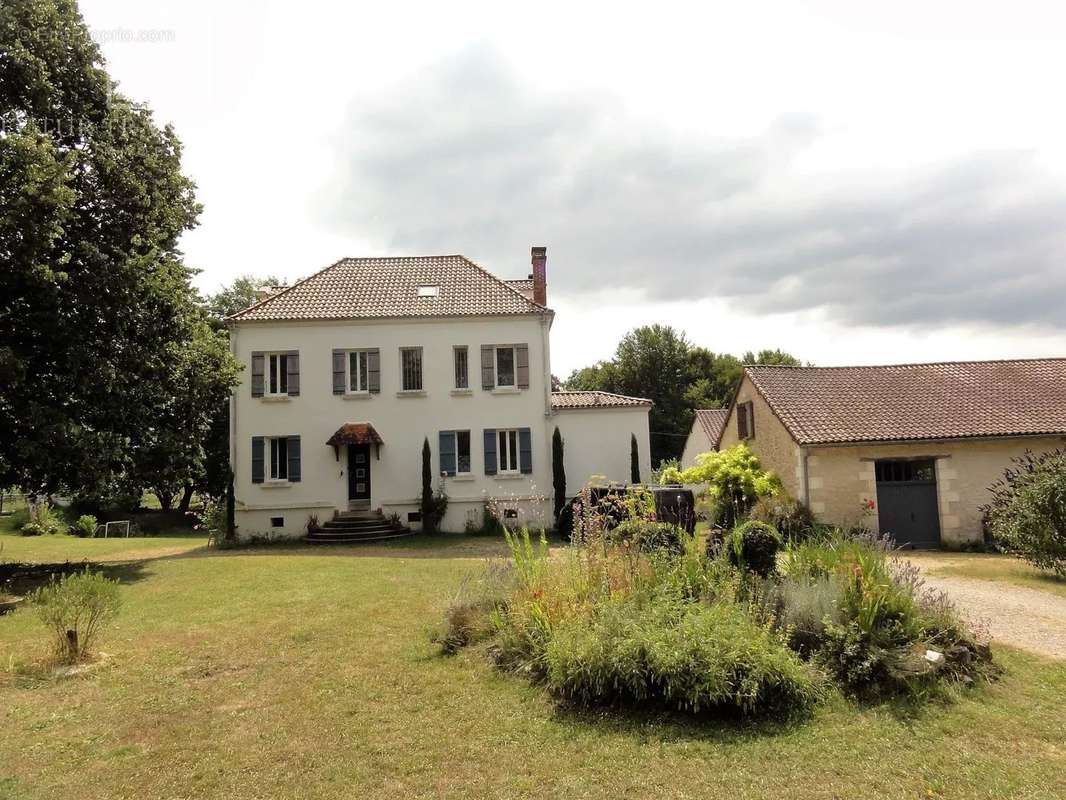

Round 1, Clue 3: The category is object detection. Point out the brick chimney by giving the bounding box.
[531,246,547,306]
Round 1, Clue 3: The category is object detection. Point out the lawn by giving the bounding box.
[0,512,207,564]
[908,551,1066,599]
[1,535,1064,800]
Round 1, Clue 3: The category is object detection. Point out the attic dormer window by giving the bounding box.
[417,285,439,297]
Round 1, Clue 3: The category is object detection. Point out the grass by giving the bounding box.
[0,535,1063,799]
[0,511,207,564]
[908,551,1066,599]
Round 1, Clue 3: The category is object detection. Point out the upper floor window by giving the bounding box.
[400,347,423,392]
[495,346,516,387]
[454,346,469,389]
[267,353,288,396]
[251,350,299,398]
[480,344,529,390]
[348,350,369,393]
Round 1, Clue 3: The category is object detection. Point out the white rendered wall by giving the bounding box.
[551,407,653,493]
[230,314,553,538]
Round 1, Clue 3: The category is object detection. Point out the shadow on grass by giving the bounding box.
[0,559,157,600]
[182,532,519,561]
[548,697,816,743]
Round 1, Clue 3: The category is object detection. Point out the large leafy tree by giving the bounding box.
[132,320,240,511]
[565,326,802,465]
[0,0,223,497]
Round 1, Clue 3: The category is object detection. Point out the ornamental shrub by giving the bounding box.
[660,445,781,528]
[433,561,515,654]
[71,514,98,538]
[609,519,686,555]
[750,494,816,542]
[30,570,121,664]
[725,520,783,577]
[543,591,823,716]
[778,530,995,697]
[21,501,64,536]
[982,449,1066,578]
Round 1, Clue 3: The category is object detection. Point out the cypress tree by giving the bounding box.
[552,427,566,519]
[631,434,641,484]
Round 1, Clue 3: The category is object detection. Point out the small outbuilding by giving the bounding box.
[716,358,1066,548]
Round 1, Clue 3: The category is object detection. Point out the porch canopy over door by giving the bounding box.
[327,422,385,460]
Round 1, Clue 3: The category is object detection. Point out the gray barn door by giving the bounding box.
[874,459,941,549]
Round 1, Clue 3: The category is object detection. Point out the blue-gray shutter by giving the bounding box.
[481,346,495,389]
[516,345,529,389]
[332,350,345,394]
[519,428,532,474]
[367,348,380,393]
[251,352,264,397]
[251,436,265,483]
[439,431,456,477]
[286,351,300,396]
[483,429,497,475]
[287,436,301,482]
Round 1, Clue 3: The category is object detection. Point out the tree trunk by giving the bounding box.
[177,484,195,515]
[156,490,174,511]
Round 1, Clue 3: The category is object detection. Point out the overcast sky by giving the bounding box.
[80,0,1066,376]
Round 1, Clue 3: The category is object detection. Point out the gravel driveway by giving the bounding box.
[906,554,1066,659]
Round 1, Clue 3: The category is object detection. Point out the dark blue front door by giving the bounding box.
[348,444,371,502]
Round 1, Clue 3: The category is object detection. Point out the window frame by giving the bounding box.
[265,352,289,397]
[453,346,469,390]
[497,428,520,474]
[495,345,517,388]
[400,347,424,392]
[268,436,290,481]
[345,349,370,394]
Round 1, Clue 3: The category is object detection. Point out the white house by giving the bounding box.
[226,248,652,539]
[680,409,728,467]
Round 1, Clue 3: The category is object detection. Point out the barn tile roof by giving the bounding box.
[227,255,548,322]
[694,408,730,447]
[551,391,653,410]
[745,359,1066,445]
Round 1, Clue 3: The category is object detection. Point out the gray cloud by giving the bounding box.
[321,45,1066,329]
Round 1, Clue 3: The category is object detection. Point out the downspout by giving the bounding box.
[801,447,810,507]
[229,324,239,480]
[541,312,553,417]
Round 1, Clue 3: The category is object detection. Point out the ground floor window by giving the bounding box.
[270,437,289,480]
[498,429,519,473]
[440,430,472,476]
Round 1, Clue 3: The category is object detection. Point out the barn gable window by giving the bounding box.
[737,401,755,440]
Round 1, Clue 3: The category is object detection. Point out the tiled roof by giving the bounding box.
[552,391,653,410]
[227,255,548,322]
[505,278,535,301]
[745,359,1066,445]
[694,409,729,447]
